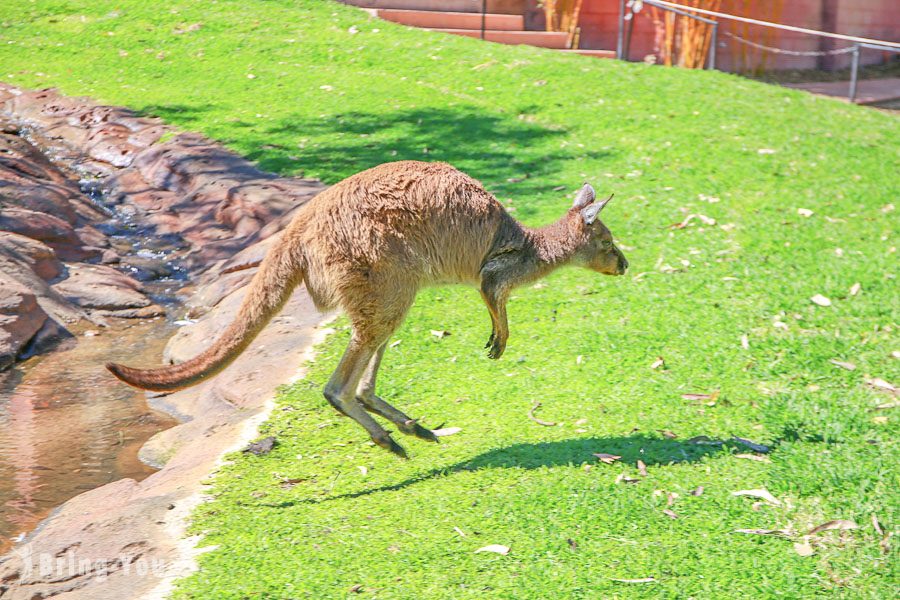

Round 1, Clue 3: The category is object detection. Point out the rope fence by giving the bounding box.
[617,0,900,103]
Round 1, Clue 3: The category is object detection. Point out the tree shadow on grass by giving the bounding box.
[245,107,611,197]
[135,103,617,217]
[265,434,725,508]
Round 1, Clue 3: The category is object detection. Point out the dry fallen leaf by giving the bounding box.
[682,391,720,402]
[650,356,666,370]
[811,294,832,307]
[735,453,771,463]
[432,427,462,437]
[849,282,861,296]
[732,488,781,506]
[637,460,648,477]
[866,377,897,395]
[735,528,791,537]
[741,334,750,349]
[453,526,466,537]
[829,359,857,371]
[689,486,704,496]
[357,466,368,476]
[793,540,815,556]
[430,330,451,339]
[662,509,678,519]
[593,453,622,464]
[389,340,402,348]
[667,492,679,506]
[474,544,510,555]
[797,208,814,217]
[615,474,641,484]
[808,519,858,536]
[611,577,657,584]
[873,400,900,410]
[658,429,678,439]
[349,584,364,593]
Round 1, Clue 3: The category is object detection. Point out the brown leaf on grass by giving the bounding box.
[807,520,858,536]
[682,390,720,402]
[528,401,558,427]
[650,357,666,370]
[658,429,678,439]
[735,453,771,463]
[567,538,578,550]
[453,526,466,537]
[732,488,781,506]
[731,437,771,453]
[474,544,510,555]
[662,509,678,519]
[829,359,856,371]
[689,486,704,496]
[872,516,892,554]
[389,339,402,348]
[432,427,462,437]
[611,577,657,584]
[637,460,648,477]
[811,294,832,307]
[849,282,861,296]
[349,584,364,593]
[873,400,900,410]
[667,492,679,506]
[430,329,451,338]
[793,541,815,556]
[615,473,641,484]
[865,377,897,395]
[734,528,792,537]
[593,453,622,464]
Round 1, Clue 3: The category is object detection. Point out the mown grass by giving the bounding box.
[2,1,898,597]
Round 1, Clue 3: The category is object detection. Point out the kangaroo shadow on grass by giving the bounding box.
[266,434,725,508]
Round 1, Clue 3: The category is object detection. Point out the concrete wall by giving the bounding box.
[568,0,898,72]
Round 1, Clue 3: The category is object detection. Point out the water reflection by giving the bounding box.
[0,319,178,554]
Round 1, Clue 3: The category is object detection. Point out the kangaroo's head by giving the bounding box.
[571,183,628,276]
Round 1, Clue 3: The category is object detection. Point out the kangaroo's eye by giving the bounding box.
[601,240,613,249]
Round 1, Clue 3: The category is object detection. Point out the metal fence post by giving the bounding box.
[709,23,718,70]
[617,0,626,59]
[848,44,860,103]
[481,0,487,40]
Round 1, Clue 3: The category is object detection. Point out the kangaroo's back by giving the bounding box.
[299,161,507,289]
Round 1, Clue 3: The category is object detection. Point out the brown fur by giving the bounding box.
[107,161,627,456]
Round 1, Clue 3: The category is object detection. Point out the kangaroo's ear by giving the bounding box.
[572,183,595,209]
[581,193,613,225]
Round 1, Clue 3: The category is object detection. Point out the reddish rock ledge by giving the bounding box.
[0,85,329,599]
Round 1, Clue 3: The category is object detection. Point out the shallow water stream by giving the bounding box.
[0,319,178,554]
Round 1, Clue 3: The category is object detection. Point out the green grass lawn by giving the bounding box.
[3,1,898,597]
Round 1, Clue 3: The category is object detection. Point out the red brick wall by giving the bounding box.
[571,0,899,71]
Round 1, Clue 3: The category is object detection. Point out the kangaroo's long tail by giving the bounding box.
[106,235,304,392]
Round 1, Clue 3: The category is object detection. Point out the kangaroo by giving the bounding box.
[108,161,628,457]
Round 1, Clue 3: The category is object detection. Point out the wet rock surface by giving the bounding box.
[0,85,328,599]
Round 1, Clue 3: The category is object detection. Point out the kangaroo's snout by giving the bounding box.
[617,255,629,275]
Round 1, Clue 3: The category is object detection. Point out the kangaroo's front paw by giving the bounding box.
[487,335,506,360]
[485,331,495,349]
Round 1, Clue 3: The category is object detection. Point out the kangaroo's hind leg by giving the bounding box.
[323,280,417,457]
[356,342,439,443]
[323,336,409,458]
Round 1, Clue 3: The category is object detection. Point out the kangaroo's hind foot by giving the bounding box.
[357,394,439,443]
